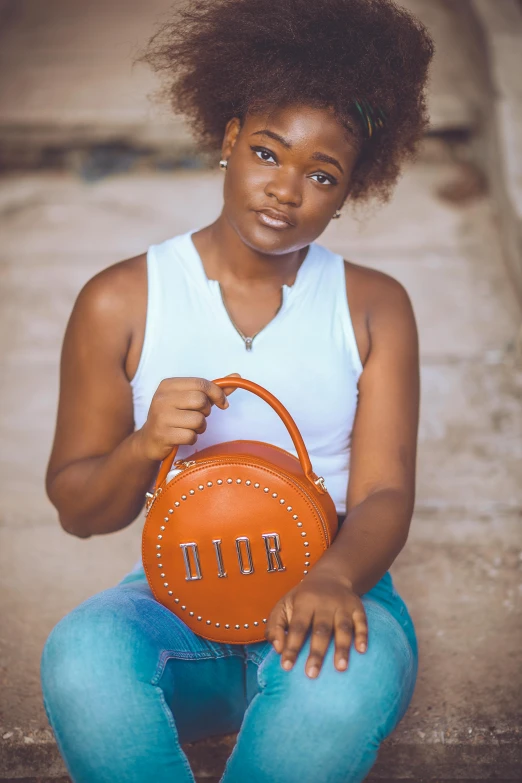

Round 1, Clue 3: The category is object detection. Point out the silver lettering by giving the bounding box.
[262,533,286,572]
[179,542,202,580]
[235,536,254,575]
[212,539,227,578]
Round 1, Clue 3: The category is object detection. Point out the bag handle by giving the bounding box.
[152,377,325,494]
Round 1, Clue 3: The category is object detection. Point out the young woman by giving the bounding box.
[40,1,433,781]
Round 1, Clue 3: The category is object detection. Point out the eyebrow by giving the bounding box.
[250,129,345,175]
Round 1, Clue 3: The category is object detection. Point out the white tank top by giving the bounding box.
[132,229,363,517]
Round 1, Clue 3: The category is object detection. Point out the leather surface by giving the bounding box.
[142,379,338,644]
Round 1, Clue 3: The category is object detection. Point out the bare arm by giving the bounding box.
[46,259,235,538]
[311,270,420,594]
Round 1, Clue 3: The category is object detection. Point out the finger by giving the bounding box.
[352,606,368,654]
[332,609,354,671]
[280,611,312,672]
[196,377,232,410]
[265,603,288,654]
[305,613,334,678]
[219,372,242,399]
[173,390,212,416]
[173,409,207,431]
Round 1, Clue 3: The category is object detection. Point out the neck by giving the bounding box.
[191,214,308,290]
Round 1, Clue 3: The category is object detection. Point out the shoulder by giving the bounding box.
[343,258,416,327]
[342,259,417,367]
[71,252,147,337]
[65,253,147,369]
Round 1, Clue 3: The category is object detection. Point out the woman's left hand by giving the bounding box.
[265,572,368,678]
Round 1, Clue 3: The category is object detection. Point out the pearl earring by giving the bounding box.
[332,209,341,219]
[219,159,228,170]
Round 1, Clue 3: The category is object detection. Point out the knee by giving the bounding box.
[40,588,141,709]
[258,602,416,735]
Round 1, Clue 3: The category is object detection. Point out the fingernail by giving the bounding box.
[282,659,292,670]
[224,400,230,408]
[307,666,319,678]
[358,643,366,652]
[338,658,347,669]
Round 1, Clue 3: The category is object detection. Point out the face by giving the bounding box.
[220,103,360,255]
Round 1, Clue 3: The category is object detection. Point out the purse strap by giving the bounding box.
[152,377,325,494]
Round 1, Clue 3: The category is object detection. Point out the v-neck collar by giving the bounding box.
[184,229,317,302]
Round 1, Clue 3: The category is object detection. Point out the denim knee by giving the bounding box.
[256,598,417,738]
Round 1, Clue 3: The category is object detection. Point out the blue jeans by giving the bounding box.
[40,563,418,783]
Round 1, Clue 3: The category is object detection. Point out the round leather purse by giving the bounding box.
[142,377,339,643]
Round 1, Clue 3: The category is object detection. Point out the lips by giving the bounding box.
[256,207,294,226]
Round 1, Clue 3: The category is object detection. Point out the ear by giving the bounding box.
[221,116,242,161]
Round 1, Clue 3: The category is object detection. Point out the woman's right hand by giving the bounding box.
[135,374,241,462]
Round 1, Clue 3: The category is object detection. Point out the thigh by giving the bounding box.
[223,592,418,783]
[41,569,247,782]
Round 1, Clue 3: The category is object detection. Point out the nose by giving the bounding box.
[264,168,302,207]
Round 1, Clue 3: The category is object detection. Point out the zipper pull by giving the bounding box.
[244,337,253,351]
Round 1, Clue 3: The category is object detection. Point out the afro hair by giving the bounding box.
[140,0,434,203]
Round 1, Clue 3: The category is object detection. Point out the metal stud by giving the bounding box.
[272,492,277,498]
[287,506,292,511]
[174,598,180,603]
[198,485,204,490]
[280,499,285,504]
[207,481,213,487]
[189,611,194,616]
[244,624,249,628]
[216,623,220,627]
[254,621,259,626]
[264,487,269,493]
[189,489,195,495]
[156,544,161,549]
[236,478,241,484]
[225,624,230,629]
[303,570,308,574]
[293,514,298,520]
[305,561,310,566]
[301,532,307,537]
[181,605,186,610]
[164,517,169,522]
[305,552,310,557]
[207,620,212,625]
[297,522,303,527]
[197,616,202,621]
[158,563,162,567]
[254,483,260,488]
[262,619,267,623]
[160,525,165,531]
[217,479,223,485]
[168,591,173,595]
[304,541,309,546]
[246,480,251,486]
[168,509,174,514]
[157,535,162,539]
[235,624,240,629]
[156,553,161,557]
[175,501,180,507]
[181,495,187,500]
[164,582,168,587]
[160,572,165,577]
[227,478,233,483]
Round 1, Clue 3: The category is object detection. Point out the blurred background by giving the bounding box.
[0,1,521,781]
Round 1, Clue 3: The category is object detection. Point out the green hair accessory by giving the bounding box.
[353,99,386,139]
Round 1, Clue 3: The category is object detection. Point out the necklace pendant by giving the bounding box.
[244,337,254,351]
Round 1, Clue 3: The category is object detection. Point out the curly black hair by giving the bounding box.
[140,0,434,203]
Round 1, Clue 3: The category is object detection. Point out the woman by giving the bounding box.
[40,1,433,781]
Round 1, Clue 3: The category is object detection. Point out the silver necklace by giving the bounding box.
[218,283,284,351]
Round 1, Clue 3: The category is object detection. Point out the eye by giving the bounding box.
[310,172,337,186]
[251,146,277,164]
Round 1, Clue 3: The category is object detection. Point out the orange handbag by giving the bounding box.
[142,377,339,643]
